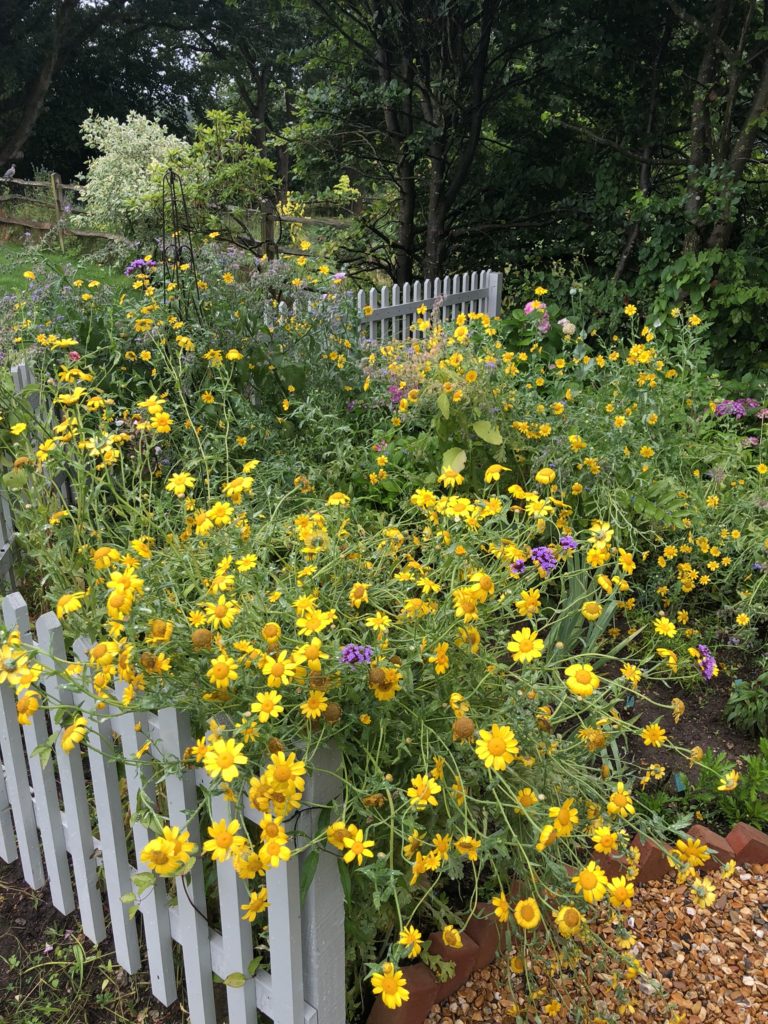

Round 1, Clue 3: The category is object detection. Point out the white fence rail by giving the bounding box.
[358,268,502,341]
[0,591,346,1024]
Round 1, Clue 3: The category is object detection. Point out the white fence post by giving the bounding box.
[487,271,503,317]
[300,744,346,1024]
[117,705,177,1004]
[11,597,75,913]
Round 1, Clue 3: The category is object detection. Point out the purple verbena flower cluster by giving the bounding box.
[531,546,558,575]
[695,644,718,680]
[340,643,374,665]
[714,398,761,418]
[559,535,579,550]
[388,382,406,405]
[124,257,157,276]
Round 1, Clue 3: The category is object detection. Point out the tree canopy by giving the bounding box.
[4,0,768,367]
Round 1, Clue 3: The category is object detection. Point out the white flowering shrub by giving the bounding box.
[76,111,189,235]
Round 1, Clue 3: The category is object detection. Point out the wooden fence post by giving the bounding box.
[50,172,66,252]
[262,206,277,260]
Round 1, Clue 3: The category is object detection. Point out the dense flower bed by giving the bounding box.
[1,252,765,1019]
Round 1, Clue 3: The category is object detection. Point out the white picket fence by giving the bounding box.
[0,494,13,587]
[0,591,346,1024]
[357,268,503,341]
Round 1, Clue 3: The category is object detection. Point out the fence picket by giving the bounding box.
[265,856,306,1024]
[156,706,217,1024]
[0,594,45,888]
[73,637,142,973]
[11,361,40,414]
[14,608,76,914]
[211,792,258,1024]
[391,284,400,341]
[35,611,107,943]
[0,494,14,587]
[117,706,177,1003]
[0,746,17,862]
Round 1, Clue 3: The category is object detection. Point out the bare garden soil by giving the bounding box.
[0,858,185,1024]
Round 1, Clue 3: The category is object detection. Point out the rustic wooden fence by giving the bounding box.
[358,268,502,341]
[0,590,346,1024]
[0,175,125,246]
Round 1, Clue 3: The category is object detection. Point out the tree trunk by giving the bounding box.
[683,0,727,253]
[705,55,768,250]
[0,0,75,166]
[613,18,670,281]
[395,155,415,284]
[424,150,447,279]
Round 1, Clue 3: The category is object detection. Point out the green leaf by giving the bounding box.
[3,468,29,492]
[441,447,467,473]
[30,734,56,769]
[224,972,246,988]
[300,849,320,906]
[131,871,157,895]
[437,392,450,419]
[338,857,352,904]
[472,420,502,445]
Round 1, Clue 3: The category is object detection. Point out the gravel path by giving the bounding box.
[425,866,768,1023]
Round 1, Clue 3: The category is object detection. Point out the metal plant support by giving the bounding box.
[160,169,204,321]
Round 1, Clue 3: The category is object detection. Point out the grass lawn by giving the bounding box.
[0,239,126,295]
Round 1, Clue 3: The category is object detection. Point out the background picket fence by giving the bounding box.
[0,591,346,1024]
[357,268,503,341]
